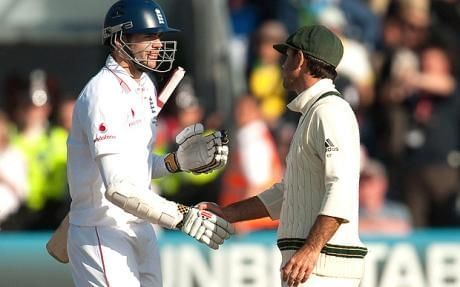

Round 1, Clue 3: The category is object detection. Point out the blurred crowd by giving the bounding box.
[0,70,74,230]
[0,0,459,235]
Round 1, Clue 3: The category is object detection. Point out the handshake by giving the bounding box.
[177,203,233,250]
[162,123,233,249]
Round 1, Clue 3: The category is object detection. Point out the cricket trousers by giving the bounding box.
[68,222,162,287]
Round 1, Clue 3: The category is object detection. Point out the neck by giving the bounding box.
[120,61,142,81]
[112,53,142,80]
[295,75,321,94]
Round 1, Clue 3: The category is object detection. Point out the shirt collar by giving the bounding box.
[286,79,337,114]
[105,55,150,93]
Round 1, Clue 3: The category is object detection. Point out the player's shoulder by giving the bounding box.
[315,92,351,111]
[78,68,121,104]
[74,69,123,118]
[313,91,355,120]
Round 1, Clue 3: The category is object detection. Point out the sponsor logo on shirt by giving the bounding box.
[99,123,107,133]
[93,134,116,143]
[94,122,115,142]
[325,138,339,152]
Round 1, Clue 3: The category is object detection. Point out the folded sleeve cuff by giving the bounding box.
[257,182,284,220]
[319,189,352,223]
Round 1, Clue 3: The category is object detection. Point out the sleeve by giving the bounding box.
[79,84,127,159]
[97,153,183,228]
[313,102,360,223]
[96,153,169,203]
[151,154,171,179]
[256,181,284,220]
[96,153,124,189]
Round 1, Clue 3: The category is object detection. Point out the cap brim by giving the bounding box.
[273,43,296,54]
[273,43,287,54]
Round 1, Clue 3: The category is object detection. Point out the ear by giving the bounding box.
[295,50,305,70]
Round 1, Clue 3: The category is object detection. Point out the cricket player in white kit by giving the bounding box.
[66,1,234,286]
[199,25,368,287]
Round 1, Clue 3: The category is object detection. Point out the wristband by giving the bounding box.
[164,152,180,173]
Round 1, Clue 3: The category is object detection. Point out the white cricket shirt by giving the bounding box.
[67,56,167,226]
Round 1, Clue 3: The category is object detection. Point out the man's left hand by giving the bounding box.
[164,123,229,173]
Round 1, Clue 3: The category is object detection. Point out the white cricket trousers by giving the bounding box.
[68,222,162,287]
[280,250,361,287]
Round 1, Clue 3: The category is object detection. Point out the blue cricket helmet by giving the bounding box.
[103,0,179,40]
[102,0,179,73]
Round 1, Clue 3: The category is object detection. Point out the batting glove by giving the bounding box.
[164,123,229,174]
[176,204,235,249]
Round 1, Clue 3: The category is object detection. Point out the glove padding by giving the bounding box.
[164,123,229,174]
[177,205,235,249]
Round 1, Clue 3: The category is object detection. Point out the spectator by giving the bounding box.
[0,111,28,228]
[41,97,76,228]
[220,95,282,233]
[228,0,263,94]
[401,46,460,227]
[372,0,432,200]
[248,20,288,128]
[338,0,381,50]
[10,78,53,228]
[317,6,375,109]
[398,0,430,52]
[359,158,412,235]
[6,70,71,229]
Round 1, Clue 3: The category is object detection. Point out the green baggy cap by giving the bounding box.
[273,25,344,68]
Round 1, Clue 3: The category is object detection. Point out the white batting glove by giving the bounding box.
[164,123,229,174]
[176,204,235,249]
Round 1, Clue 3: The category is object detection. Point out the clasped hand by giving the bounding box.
[178,205,235,250]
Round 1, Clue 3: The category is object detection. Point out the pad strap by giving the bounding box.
[105,180,183,229]
[164,152,180,173]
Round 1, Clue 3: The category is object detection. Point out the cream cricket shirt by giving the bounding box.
[258,79,367,278]
[68,56,168,227]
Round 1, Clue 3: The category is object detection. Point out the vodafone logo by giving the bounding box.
[93,122,115,142]
[99,123,107,133]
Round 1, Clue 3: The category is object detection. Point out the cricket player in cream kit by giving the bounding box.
[199,25,368,287]
[65,1,234,286]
